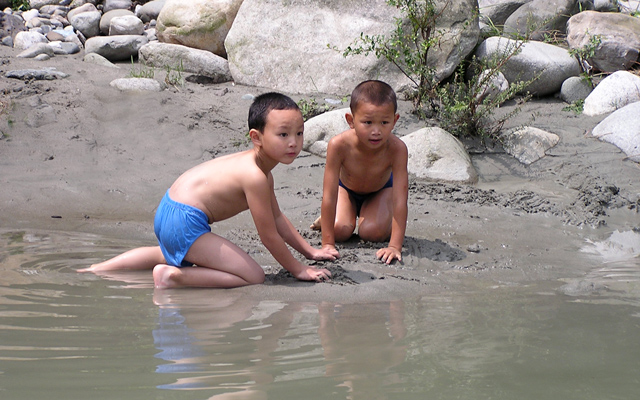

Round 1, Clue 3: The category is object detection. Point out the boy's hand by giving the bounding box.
[295,266,332,282]
[376,247,402,264]
[310,245,340,261]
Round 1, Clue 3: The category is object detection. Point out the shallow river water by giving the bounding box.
[1,228,639,400]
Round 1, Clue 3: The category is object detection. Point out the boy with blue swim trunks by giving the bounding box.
[81,93,336,288]
[311,80,409,264]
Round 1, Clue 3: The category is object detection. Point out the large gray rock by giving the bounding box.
[138,41,232,81]
[225,0,479,96]
[110,77,165,92]
[13,30,48,50]
[103,0,132,13]
[591,101,640,162]
[109,15,144,36]
[402,127,478,183]
[137,0,167,23]
[583,71,640,116]
[504,0,580,41]
[67,3,98,21]
[474,36,581,96]
[302,108,351,157]
[100,9,135,35]
[479,0,531,27]
[0,11,27,44]
[84,35,149,61]
[29,0,60,9]
[560,76,592,104]
[69,10,101,38]
[16,42,55,58]
[157,0,243,58]
[566,10,640,73]
[619,1,640,14]
[502,126,560,164]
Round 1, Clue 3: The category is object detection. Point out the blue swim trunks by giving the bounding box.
[154,190,211,267]
[339,173,393,216]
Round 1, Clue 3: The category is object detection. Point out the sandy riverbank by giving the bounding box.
[1,44,638,302]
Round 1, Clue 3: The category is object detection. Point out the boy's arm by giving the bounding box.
[271,191,337,261]
[320,138,342,251]
[377,140,409,264]
[246,171,331,281]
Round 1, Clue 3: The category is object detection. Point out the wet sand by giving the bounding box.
[1,44,639,302]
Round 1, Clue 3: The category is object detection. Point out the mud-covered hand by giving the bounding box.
[308,244,339,261]
[295,266,332,282]
[376,246,402,264]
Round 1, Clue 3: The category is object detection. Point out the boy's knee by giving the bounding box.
[334,223,355,242]
[358,224,391,243]
[250,269,266,285]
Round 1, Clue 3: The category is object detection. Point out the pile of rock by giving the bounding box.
[1,0,639,176]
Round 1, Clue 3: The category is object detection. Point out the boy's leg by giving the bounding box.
[334,186,358,242]
[357,187,393,242]
[80,246,165,272]
[153,232,265,289]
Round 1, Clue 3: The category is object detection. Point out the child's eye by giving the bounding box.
[297,131,303,136]
[279,133,288,137]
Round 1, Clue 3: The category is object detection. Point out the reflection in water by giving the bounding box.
[1,229,640,400]
[151,290,409,399]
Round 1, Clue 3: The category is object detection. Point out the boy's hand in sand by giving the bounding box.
[310,245,340,261]
[296,266,332,282]
[376,246,402,264]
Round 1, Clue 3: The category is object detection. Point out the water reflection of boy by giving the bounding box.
[318,301,407,398]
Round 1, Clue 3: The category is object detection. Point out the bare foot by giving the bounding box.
[310,216,321,231]
[77,265,99,273]
[153,264,182,289]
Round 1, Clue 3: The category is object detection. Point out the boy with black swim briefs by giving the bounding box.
[311,80,409,264]
[80,93,337,288]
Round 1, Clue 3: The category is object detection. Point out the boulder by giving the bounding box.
[474,36,581,96]
[504,0,580,41]
[479,0,531,27]
[1,12,27,44]
[302,108,351,157]
[13,30,48,50]
[401,127,478,183]
[157,0,243,58]
[583,71,640,116]
[103,0,132,13]
[502,126,560,164]
[110,77,165,92]
[109,15,144,36]
[591,101,640,162]
[16,42,55,58]
[69,10,101,38]
[67,3,98,21]
[84,34,149,61]
[619,1,640,14]
[100,9,134,35]
[138,41,232,81]
[225,0,479,95]
[29,0,60,9]
[560,76,592,104]
[566,10,640,73]
[137,0,167,23]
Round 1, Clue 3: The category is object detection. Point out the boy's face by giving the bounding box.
[347,102,399,149]
[257,108,305,165]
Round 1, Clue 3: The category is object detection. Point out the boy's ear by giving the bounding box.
[345,112,354,129]
[249,128,262,146]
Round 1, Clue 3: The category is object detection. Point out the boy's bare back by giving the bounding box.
[168,150,268,224]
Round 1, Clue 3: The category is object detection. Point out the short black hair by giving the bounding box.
[248,92,300,132]
[350,80,397,113]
